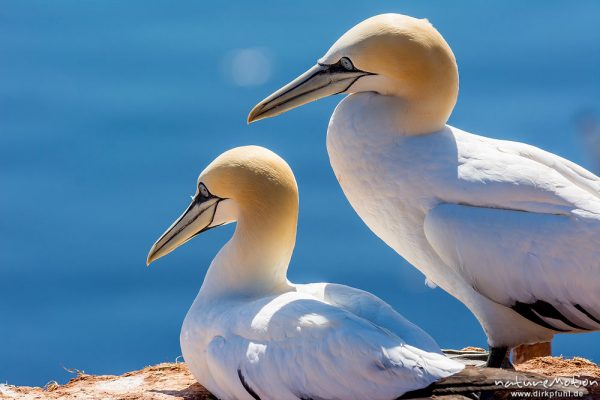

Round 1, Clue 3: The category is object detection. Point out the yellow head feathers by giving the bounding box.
[199,146,298,213]
[320,13,458,100]
[249,13,459,135]
[147,146,298,266]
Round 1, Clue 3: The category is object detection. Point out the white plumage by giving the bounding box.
[327,93,600,348]
[147,146,463,400]
[248,13,600,362]
[183,283,462,400]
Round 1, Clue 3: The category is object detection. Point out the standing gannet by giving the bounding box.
[146,146,464,400]
[248,14,600,367]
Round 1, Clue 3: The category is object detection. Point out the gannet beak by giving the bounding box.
[146,196,222,266]
[248,63,373,123]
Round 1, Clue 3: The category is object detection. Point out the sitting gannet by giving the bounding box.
[146,146,463,400]
[248,14,600,367]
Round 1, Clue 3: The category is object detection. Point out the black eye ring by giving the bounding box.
[340,57,354,71]
[198,182,210,198]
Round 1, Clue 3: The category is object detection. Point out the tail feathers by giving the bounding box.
[400,366,589,398]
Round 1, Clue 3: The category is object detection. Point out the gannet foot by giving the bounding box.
[485,346,514,369]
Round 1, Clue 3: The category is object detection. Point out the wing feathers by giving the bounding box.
[424,203,600,332]
[206,292,463,400]
[499,142,600,201]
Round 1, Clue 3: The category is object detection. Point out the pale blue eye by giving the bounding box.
[340,57,354,71]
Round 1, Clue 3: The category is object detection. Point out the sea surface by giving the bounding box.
[1,0,599,386]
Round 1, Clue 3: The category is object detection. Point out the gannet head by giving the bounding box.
[146,146,298,265]
[248,13,458,134]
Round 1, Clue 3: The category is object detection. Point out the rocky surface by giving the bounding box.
[1,357,599,399]
[0,363,212,400]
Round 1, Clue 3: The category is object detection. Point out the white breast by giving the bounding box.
[326,94,524,344]
[327,93,453,279]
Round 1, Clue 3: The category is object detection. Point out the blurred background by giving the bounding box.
[1,0,599,386]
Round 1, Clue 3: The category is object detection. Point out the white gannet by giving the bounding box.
[146,146,464,400]
[248,13,600,367]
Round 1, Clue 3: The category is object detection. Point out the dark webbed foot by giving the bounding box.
[501,355,515,370]
[486,346,508,368]
[480,347,512,399]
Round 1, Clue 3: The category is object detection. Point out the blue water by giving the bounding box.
[1,1,599,386]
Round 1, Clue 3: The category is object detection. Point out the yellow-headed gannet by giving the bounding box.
[248,13,600,368]
[146,146,463,400]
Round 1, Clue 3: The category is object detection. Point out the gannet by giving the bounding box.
[248,13,600,368]
[146,146,464,400]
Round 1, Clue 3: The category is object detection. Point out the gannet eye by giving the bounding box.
[340,57,354,71]
[198,183,210,198]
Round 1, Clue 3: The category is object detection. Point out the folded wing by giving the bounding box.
[424,132,600,332]
[425,203,600,332]
[205,292,463,400]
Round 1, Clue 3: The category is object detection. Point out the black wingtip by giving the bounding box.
[237,368,262,400]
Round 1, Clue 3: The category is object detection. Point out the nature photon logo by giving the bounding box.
[494,375,597,398]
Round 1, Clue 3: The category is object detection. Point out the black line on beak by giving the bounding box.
[334,75,365,95]
[152,196,222,256]
[189,204,224,239]
[254,63,374,119]
[253,66,325,117]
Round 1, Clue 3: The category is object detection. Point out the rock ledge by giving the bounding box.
[1,357,599,399]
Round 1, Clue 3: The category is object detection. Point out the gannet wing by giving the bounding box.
[298,282,443,353]
[424,203,600,332]
[443,129,600,216]
[205,292,463,400]
[496,140,600,202]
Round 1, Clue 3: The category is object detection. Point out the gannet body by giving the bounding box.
[146,146,463,400]
[328,95,600,346]
[248,14,600,366]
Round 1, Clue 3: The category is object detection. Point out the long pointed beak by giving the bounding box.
[146,196,222,266]
[247,63,373,123]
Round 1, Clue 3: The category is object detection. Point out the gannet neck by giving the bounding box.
[390,50,458,136]
[200,199,297,298]
[346,82,457,136]
[195,146,299,298]
[385,58,458,136]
